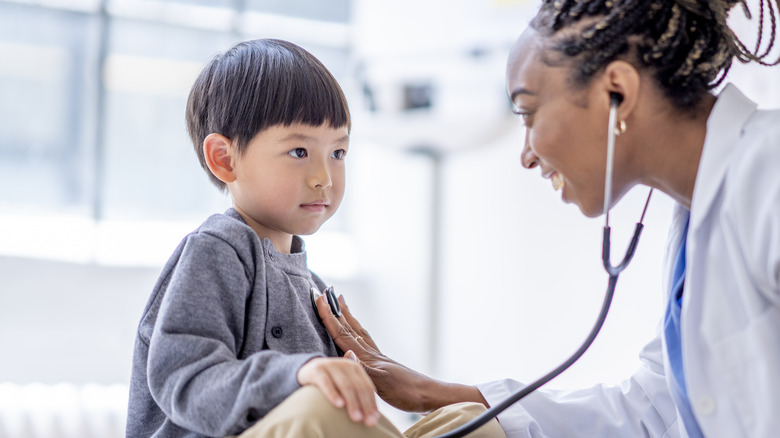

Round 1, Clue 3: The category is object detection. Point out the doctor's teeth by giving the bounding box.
[552,173,564,191]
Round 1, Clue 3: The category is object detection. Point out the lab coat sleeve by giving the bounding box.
[477,329,679,438]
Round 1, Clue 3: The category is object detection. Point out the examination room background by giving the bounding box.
[1,0,778,436]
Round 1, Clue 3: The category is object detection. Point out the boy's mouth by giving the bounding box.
[301,200,329,212]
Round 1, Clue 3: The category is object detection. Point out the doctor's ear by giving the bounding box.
[203,133,237,184]
[601,60,640,118]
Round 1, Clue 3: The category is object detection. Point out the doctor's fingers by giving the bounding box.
[337,295,381,352]
[316,294,366,353]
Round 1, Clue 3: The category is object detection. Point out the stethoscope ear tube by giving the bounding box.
[435,97,653,437]
[603,223,644,277]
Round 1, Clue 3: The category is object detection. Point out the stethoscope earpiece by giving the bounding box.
[610,92,623,107]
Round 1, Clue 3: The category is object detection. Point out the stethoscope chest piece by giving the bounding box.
[310,286,342,317]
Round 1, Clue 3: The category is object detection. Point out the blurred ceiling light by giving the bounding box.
[1,0,101,13]
[357,48,516,153]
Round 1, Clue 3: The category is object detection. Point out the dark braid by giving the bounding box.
[531,0,780,110]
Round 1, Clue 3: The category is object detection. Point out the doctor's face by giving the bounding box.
[506,29,620,218]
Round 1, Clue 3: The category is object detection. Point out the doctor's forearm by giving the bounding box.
[417,379,489,412]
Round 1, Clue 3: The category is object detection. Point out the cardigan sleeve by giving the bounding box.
[146,231,321,436]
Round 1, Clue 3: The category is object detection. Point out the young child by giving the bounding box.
[126,39,379,437]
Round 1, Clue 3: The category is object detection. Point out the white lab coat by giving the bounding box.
[477,84,780,437]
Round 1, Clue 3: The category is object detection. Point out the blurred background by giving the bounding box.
[0,0,778,436]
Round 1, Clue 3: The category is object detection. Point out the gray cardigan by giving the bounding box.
[126,208,339,437]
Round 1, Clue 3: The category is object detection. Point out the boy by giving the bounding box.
[126,39,379,437]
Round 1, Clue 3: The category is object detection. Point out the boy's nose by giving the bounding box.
[309,162,333,189]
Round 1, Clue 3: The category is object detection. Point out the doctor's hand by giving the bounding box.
[315,294,488,413]
[296,350,380,427]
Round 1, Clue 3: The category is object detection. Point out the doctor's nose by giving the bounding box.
[520,138,539,169]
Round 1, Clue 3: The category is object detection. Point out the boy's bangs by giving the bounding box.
[236,42,350,144]
[267,63,351,131]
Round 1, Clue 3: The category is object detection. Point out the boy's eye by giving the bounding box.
[288,148,307,158]
[331,149,347,160]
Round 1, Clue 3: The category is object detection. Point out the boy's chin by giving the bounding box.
[295,224,325,236]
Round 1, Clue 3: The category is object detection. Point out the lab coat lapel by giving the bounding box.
[688,84,758,233]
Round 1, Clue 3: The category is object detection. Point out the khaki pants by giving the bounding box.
[238,386,505,438]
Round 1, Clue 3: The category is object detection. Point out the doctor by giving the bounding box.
[313,0,780,436]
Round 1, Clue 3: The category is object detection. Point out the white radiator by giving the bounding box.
[0,384,127,438]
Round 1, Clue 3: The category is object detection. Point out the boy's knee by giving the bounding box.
[238,386,333,437]
[239,386,364,438]
[405,402,505,438]
[240,386,402,438]
[281,385,340,419]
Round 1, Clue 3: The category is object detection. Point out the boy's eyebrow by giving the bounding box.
[279,133,350,144]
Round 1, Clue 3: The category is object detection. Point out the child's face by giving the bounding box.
[228,123,349,252]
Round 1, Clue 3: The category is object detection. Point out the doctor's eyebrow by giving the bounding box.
[509,87,536,103]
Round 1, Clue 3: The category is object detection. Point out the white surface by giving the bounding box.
[0,384,127,438]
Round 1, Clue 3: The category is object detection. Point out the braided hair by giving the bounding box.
[530,0,780,110]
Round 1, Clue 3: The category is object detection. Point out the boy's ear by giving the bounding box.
[203,133,236,184]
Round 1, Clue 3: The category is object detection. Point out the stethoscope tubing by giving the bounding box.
[435,98,651,438]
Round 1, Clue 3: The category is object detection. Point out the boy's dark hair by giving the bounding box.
[186,39,351,191]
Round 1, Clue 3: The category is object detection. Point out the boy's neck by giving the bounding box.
[232,206,294,254]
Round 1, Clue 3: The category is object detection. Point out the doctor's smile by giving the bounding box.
[550,172,564,192]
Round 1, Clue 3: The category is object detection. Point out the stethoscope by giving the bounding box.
[311,285,342,318]
[436,93,654,437]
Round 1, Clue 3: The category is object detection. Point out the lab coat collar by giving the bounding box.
[689,84,757,233]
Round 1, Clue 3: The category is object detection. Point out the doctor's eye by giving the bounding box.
[288,148,308,158]
[512,110,532,127]
[331,149,347,160]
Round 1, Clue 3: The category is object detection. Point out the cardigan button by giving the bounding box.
[247,408,260,423]
[271,326,283,338]
[695,397,715,415]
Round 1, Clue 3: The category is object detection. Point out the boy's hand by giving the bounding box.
[296,351,381,427]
